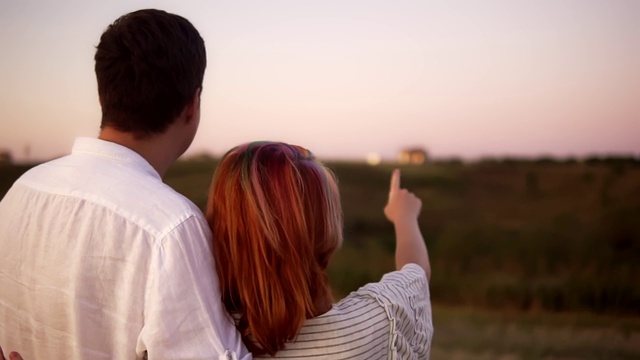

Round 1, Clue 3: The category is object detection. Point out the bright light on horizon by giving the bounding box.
[366,153,382,166]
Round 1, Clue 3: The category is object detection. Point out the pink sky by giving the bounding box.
[1,0,639,162]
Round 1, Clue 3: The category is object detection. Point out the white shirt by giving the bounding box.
[255,264,433,359]
[0,137,250,360]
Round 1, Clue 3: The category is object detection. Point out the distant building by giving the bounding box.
[398,147,428,165]
[0,150,13,166]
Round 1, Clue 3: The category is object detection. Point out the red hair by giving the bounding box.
[206,142,343,355]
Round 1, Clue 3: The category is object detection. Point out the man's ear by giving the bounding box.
[184,88,202,123]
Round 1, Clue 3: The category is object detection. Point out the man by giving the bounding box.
[0,9,249,360]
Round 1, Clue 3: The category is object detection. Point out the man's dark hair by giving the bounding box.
[95,9,206,137]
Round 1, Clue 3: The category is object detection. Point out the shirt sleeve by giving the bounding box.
[137,214,251,360]
[356,264,433,359]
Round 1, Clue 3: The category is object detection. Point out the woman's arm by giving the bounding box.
[384,169,431,281]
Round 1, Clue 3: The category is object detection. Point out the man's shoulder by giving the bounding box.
[14,153,206,237]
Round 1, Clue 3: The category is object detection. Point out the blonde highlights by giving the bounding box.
[206,142,343,355]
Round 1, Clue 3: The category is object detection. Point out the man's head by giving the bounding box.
[95,9,206,138]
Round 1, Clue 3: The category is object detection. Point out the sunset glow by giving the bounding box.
[1,0,638,162]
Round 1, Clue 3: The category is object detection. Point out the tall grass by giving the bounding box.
[334,160,640,315]
[3,157,639,315]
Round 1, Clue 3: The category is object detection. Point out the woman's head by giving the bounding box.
[206,141,343,355]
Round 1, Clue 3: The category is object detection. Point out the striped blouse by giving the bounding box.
[256,263,432,359]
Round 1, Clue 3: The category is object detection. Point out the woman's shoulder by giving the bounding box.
[260,267,433,359]
[260,294,390,358]
[349,264,433,358]
[355,264,430,304]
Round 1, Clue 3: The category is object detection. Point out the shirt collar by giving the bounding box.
[71,137,161,180]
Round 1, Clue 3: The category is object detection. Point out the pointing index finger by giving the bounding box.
[390,168,400,192]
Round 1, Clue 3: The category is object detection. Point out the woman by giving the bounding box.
[207,141,432,358]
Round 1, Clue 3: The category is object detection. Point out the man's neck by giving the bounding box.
[98,127,177,178]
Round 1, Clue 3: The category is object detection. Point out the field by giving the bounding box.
[431,304,640,359]
[2,156,639,358]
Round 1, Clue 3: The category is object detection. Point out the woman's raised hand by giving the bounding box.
[383,168,431,279]
[384,169,422,224]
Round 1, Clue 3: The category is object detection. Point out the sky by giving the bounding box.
[1,0,639,162]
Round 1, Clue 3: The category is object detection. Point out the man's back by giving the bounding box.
[0,138,246,359]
